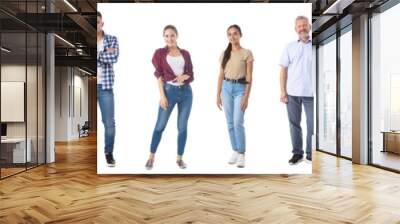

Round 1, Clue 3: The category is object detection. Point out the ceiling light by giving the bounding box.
[323,0,355,15]
[78,67,92,76]
[1,47,11,53]
[54,34,75,48]
[63,0,78,12]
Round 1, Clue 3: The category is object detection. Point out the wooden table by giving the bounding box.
[381,131,400,154]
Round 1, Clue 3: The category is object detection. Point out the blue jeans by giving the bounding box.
[150,84,193,156]
[97,84,116,154]
[286,95,314,157]
[221,80,246,153]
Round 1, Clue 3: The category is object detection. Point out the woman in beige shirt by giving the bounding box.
[216,24,254,168]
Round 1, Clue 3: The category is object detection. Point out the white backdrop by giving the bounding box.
[97,3,312,174]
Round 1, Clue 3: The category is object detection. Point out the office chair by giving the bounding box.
[79,121,90,138]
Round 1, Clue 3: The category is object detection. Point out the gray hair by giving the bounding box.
[295,16,309,24]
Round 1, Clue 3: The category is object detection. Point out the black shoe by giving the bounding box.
[105,153,116,167]
[305,154,312,163]
[289,154,303,165]
[145,159,154,170]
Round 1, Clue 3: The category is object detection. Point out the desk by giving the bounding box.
[381,131,400,154]
[1,138,31,163]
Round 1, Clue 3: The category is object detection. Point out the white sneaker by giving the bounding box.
[228,151,239,164]
[236,154,245,168]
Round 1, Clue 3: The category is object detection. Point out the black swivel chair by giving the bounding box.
[78,121,90,138]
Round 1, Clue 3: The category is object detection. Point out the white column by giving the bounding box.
[352,14,369,164]
[46,1,55,163]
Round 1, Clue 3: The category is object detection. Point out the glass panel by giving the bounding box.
[1,31,27,177]
[38,32,45,165]
[318,37,337,154]
[371,4,400,171]
[0,1,46,178]
[340,29,352,158]
[27,31,38,169]
[26,0,38,169]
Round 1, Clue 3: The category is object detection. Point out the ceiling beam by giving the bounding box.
[67,13,96,44]
[55,55,96,71]
[323,0,356,14]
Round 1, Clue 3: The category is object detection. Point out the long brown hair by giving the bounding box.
[221,24,242,69]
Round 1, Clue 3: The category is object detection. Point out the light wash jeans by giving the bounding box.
[97,84,115,154]
[221,80,246,153]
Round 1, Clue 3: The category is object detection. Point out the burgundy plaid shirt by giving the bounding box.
[151,46,194,84]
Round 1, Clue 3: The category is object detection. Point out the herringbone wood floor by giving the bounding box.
[1,135,400,224]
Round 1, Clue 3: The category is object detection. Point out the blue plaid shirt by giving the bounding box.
[97,33,119,90]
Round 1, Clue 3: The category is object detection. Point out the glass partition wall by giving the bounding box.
[317,35,337,155]
[370,3,400,172]
[316,26,353,159]
[0,1,46,179]
[0,31,27,177]
[316,0,400,173]
[339,27,352,159]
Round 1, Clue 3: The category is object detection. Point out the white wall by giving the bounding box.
[1,64,46,163]
[1,65,39,138]
[1,66,26,138]
[55,66,69,141]
[71,72,89,138]
[55,67,89,141]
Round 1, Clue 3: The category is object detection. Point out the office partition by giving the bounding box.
[0,0,47,179]
[370,2,400,172]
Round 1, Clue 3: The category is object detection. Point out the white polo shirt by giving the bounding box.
[279,39,313,97]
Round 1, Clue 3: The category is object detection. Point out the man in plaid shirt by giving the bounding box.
[97,11,119,167]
